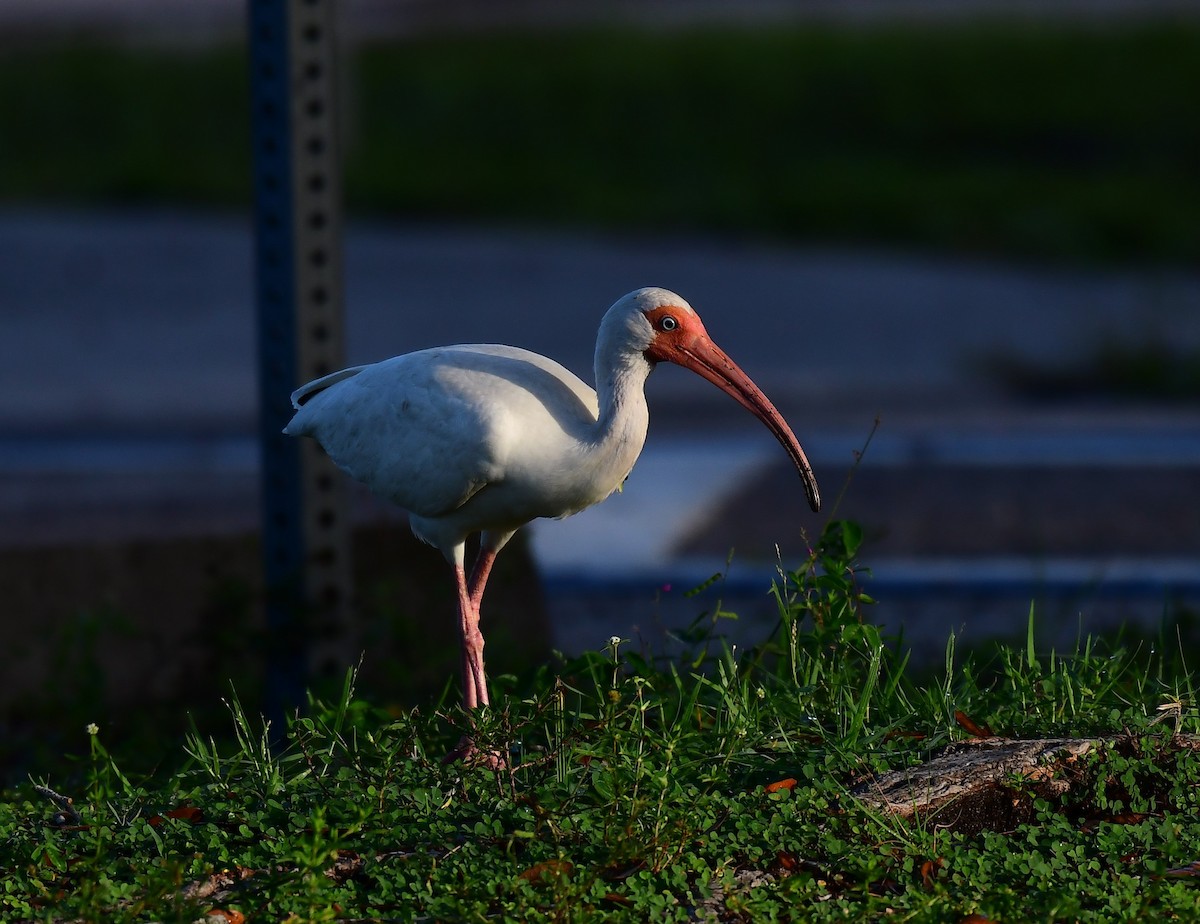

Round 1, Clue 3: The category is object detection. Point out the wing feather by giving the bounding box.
[284,345,597,521]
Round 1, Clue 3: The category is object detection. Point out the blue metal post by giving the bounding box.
[249,0,352,727]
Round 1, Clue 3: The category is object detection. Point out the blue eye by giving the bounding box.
[660,316,678,331]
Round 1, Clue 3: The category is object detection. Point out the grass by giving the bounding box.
[1,22,1198,263]
[3,521,1199,922]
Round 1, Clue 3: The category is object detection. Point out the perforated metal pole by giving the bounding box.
[249,0,353,721]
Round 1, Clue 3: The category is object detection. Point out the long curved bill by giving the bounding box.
[650,329,821,513]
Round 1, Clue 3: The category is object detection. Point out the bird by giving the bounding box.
[285,287,820,761]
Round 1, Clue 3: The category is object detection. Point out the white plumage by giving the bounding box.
[286,287,819,762]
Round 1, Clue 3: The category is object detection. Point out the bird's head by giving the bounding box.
[606,287,821,513]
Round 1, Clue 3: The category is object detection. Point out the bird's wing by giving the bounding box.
[284,345,598,520]
[290,365,370,409]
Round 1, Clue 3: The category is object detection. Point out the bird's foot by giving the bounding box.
[443,736,507,771]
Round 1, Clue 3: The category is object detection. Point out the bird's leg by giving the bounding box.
[462,548,497,709]
[456,565,490,711]
[444,564,492,767]
[462,530,515,706]
[466,543,499,611]
[452,564,482,710]
[445,532,516,768]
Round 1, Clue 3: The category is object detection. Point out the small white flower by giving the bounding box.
[86,723,99,736]
[608,635,621,648]
[756,687,766,700]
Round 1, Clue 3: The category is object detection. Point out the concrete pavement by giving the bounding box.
[6,208,1200,432]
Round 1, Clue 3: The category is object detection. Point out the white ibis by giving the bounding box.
[285,287,820,756]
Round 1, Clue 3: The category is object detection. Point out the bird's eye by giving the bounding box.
[659,316,678,332]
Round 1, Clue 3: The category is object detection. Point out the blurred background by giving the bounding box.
[2,0,1198,775]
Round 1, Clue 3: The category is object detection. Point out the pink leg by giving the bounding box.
[445,564,490,766]
[445,534,513,767]
[467,544,498,614]
[452,564,485,710]
[453,543,496,711]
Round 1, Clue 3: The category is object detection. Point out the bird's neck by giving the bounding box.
[593,350,653,456]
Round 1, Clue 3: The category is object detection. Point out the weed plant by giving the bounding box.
[2,521,1199,921]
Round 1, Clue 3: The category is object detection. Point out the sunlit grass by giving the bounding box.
[3,521,1198,921]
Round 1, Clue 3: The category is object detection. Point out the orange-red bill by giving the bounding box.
[647,323,821,513]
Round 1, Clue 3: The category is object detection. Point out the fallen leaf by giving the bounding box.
[954,710,994,738]
[518,859,573,883]
[149,805,204,827]
[1109,811,1152,825]
[920,857,944,890]
[764,778,797,794]
[601,860,646,882]
[1081,811,1152,833]
[204,910,245,924]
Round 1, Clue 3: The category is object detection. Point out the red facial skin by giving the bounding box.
[642,305,821,513]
